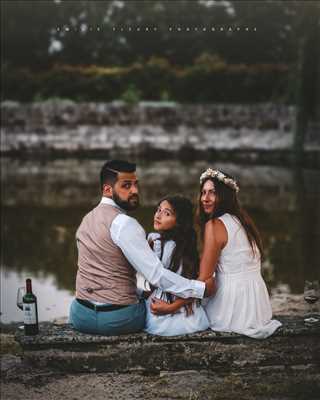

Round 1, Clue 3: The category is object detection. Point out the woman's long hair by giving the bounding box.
[196,174,264,259]
[152,195,199,299]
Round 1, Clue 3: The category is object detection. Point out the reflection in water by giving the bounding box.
[1,158,320,322]
[0,269,73,324]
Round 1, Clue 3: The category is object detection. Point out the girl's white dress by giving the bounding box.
[203,213,282,339]
[143,232,210,336]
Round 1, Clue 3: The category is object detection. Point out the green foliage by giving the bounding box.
[2,0,315,69]
[120,84,141,104]
[2,59,292,103]
[160,90,171,102]
[2,1,317,104]
[194,53,227,72]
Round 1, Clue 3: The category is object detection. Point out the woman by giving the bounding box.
[196,168,281,338]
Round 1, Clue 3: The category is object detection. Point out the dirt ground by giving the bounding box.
[2,367,320,400]
[1,294,319,400]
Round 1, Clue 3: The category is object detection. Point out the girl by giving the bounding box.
[143,195,210,336]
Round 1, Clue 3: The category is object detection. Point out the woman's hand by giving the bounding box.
[150,298,175,315]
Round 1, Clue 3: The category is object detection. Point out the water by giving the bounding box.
[1,157,320,323]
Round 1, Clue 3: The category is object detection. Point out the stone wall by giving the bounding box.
[1,101,299,155]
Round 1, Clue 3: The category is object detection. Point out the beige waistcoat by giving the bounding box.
[75,203,138,305]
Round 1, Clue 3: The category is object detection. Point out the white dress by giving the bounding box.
[143,233,210,336]
[203,213,282,339]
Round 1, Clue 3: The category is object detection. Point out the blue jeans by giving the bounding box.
[69,299,146,335]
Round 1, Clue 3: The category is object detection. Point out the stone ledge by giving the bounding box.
[14,316,320,373]
[15,315,320,348]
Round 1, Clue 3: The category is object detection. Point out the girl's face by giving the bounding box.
[154,200,177,232]
[201,180,216,215]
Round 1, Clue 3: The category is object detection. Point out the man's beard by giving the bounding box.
[112,191,140,211]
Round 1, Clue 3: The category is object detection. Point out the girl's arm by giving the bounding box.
[150,219,227,316]
[150,297,193,315]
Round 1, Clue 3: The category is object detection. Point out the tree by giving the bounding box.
[2,0,306,69]
[294,1,320,163]
[1,0,58,69]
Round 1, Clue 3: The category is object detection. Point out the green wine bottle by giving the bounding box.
[23,279,39,335]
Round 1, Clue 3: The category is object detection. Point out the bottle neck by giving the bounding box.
[26,279,32,294]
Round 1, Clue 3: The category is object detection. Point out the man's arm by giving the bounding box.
[110,214,205,299]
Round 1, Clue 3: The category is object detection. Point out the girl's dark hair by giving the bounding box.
[196,173,264,259]
[152,195,199,301]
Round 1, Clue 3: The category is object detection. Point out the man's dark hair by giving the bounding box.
[100,160,136,190]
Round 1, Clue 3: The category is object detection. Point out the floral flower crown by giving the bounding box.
[199,168,240,193]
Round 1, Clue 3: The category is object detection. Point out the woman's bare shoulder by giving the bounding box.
[205,218,226,231]
[204,218,228,246]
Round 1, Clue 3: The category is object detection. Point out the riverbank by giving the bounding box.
[0,292,308,336]
[2,365,319,400]
[2,294,319,400]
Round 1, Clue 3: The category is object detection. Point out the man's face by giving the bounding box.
[111,172,140,211]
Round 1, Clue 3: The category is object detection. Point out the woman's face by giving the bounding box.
[201,180,216,215]
[154,200,177,232]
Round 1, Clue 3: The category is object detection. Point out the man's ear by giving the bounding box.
[102,183,113,197]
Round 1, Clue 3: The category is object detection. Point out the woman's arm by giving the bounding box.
[198,219,227,281]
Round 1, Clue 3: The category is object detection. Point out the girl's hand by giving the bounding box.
[150,298,175,315]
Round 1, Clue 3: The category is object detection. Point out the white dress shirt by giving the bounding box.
[100,197,205,299]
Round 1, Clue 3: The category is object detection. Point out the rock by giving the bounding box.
[14,316,320,374]
[0,354,22,373]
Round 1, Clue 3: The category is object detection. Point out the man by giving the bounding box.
[70,160,214,335]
